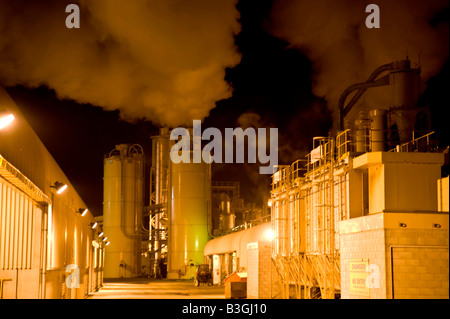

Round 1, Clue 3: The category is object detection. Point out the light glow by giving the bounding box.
[265,229,275,241]
[0,113,14,130]
[56,184,68,194]
[81,208,88,216]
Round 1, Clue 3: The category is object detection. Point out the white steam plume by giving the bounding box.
[269,0,449,124]
[0,0,242,126]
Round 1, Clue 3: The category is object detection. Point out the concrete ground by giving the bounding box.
[87,278,225,299]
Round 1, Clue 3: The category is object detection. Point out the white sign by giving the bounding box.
[310,145,322,163]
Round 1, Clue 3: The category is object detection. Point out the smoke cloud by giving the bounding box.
[0,0,241,126]
[268,0,449,125]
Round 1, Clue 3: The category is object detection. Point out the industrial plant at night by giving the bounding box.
[0,0,448,303]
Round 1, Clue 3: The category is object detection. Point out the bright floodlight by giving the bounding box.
[91,222,98,229]
[0,113,14,130]
[57,185,67,194]
[51,181,68,194]
[80,208,88,216]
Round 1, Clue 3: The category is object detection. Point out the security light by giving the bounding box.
[0,112,14,130]
[77,208,88,216]
[51,181,67,194]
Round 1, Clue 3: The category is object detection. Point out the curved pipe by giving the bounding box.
[338,62,394,130]
[338,75,391,129]
[337,60,416,131]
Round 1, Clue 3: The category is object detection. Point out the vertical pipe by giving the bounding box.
[39,204,48,299]
[330,139,335,299]
[370,109,387,152]
[151,129,169,277]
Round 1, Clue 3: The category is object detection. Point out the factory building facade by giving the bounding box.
[0,86,104,299]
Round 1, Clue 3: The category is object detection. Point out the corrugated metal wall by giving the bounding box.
[0,177,36,270]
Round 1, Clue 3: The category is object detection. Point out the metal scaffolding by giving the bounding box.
[270,126,438,298]
[271,137,341,299]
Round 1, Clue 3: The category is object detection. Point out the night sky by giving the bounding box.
[2,0,449,216]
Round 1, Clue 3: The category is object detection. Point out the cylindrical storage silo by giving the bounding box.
[103,144,144,278]
[370,109,387,152]
[167,154,211,279]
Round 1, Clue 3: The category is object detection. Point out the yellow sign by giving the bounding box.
[349,259,369,297]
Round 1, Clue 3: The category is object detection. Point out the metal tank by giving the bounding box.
[218,193,235,231]
[103,144,144,278]
[370,109,387,152]
[389,60,421,144]
[337,59,421,139]
[391,60,420,109]
[167,151,211,279]
[354,111,370,153]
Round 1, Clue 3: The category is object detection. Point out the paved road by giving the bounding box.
[87,278,225,299]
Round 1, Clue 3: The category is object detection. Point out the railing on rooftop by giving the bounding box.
[388,131,437,153]
[272,129,439,193]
